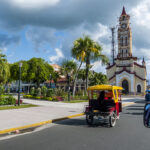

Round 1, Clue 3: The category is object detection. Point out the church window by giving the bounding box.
[125,37,128,46]
[122,80,129,94]
[137,85,141,93]
[120,37,123,46]
[126,49,128,57]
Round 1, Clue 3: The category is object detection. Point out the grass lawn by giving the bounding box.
[0,104,38,110]
[64,100,88,103]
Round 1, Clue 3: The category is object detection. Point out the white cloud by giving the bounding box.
[10,0,60,8]
[49,48,64,64]
[89,23,110,42]
[91,61,106,74]
[130,0,150,28]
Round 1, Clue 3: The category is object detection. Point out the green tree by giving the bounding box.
[0,52,10,84]
[72,35,108,90]
[61,60,77,79]
[10,61,29,82]
[27,58,54,87]
[89,72,108,86]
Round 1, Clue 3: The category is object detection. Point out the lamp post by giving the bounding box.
[18,62,22,106]
[50,74,52,88]
[67,73,71,101]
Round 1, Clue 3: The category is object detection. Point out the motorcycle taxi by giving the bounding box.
[85,85,123,127]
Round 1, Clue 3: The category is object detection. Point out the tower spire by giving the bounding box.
[121,6,126,16]
[142,57,146,66]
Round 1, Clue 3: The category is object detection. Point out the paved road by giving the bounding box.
[0,100,149,150]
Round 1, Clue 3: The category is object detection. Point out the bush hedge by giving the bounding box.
[0,95,16,105]
[23,95,59,101]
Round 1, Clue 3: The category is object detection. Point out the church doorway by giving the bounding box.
[122,79,129,94]
[137,85,141,93]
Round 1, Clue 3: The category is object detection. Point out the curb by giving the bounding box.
[0,113,84,136]
[0,102,135,136]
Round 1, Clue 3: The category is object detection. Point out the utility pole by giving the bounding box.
[110,27,115,64]
[18,62,22,106]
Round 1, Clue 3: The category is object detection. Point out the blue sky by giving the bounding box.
[0,0,150,77]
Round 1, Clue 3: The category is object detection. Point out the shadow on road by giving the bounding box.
[54,118,111,128]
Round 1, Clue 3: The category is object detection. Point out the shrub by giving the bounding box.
[75,90,83,96]
[45,97,53,101]
[23,95,33,98]
[52,96,58,101]
[0,85,4,95]
[7,95,16,105]
[56,96,63,101]
[41,86,47,97]
[0,95,16,105]
[47,89,54,97]
[55,89,65,96]
[34,96,41,99]
[79,95,88,100]
[30,87,35,96]
[35,88,41,97]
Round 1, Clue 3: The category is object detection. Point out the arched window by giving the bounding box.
[122,80,129,94]
[137,85,141,93]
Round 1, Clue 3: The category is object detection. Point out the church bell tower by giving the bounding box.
[106,6,147,95]
[118,6,132,58]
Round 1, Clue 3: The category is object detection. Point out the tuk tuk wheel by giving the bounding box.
[86,114,93,125]
[109,112,116,127]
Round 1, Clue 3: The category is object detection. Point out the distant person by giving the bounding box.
[145,91,150,101]
[98,91,105,103]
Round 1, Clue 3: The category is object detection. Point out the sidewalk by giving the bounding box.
[0,96,144,134]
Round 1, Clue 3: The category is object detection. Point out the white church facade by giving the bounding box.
[106,7,146,94]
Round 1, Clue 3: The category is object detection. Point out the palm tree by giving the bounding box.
[0,52,10,84]
[72,36,88,96]
[52,71,60,87]
[89,72,108,86]
[72,35,109,91]
[60,60,77,91]
[78,69,86,96]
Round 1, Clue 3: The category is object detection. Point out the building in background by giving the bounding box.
[106,7,146,94]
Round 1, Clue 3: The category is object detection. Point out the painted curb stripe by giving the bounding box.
[0,113,84,135]
[0,103,135,135]
[0,120,52,134]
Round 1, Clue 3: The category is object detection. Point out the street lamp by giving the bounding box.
[18,62,22,106]
[67,73,71,101]
[49,74,52,88]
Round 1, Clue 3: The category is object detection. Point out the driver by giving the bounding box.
[97,91,105,109]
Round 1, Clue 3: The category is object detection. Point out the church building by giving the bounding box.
[106,7,147,94]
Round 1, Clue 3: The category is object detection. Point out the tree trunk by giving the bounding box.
[85,58,90,90]
[72,61,82,97]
